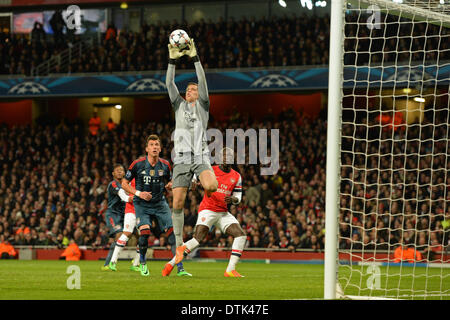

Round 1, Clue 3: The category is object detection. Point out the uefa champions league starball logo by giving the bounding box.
[387,69,431,82]
[126,79,167,92]
[250,74,298,88]
[8,81,50,94]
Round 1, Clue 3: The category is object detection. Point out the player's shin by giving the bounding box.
[167,232,184,271]
[226,236,246,272]
[138,229,151,264]
[104,241,116,266]
[172,208,184,247]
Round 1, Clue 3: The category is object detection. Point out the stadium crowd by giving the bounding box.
[0,105,448,261]
[1,11,448,76]
[339,104,450,261]
[0,109,329,253]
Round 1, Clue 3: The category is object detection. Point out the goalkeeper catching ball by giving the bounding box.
[165,38,218,276]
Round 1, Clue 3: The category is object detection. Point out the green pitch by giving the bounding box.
[0,260,447,300]
[0,260,323,300]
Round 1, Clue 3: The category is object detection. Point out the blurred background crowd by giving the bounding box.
[1,12,448,76]
[0,105,448,260]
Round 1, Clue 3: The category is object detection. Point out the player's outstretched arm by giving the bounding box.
[166,44,184,108]
[186,39,209,107]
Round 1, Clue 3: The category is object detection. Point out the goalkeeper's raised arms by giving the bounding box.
[185,39,198,59]
[168,43,185,60]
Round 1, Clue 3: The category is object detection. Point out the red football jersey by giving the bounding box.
[198,166,242,213]
[124,178,135,214]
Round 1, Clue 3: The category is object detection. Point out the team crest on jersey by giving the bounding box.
[201,217,206,222]
[150,170,155,176]
[158,170,164,176]
[230,178,235,184]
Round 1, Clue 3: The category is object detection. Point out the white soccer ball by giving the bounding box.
[169,29,190,49]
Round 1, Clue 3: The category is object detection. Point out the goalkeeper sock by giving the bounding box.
[168,241,185,270]
[226,236,246,272]
[172,208,184,247]
[111,234,128,264]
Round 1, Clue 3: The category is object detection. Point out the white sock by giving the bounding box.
[226,236,246,272]
[133,250,140,266]
[172,209,184,247]
[111,234,129,264]
[185,237,200,252]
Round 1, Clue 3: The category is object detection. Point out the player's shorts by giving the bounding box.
[196,209,239,234]
[173,153,213,189]
[105,210,124,237]
[135,200,172,232]
[123,212,136,233]
[125,201,135,215]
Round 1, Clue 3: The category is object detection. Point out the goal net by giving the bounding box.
[325,0,450,299]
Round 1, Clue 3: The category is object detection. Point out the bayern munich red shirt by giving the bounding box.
[198,165,242,213]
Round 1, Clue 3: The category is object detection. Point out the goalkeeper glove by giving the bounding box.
[185,39,198,60]
[168,44,185,60]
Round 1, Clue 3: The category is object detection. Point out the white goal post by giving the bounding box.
[325,0,450,299]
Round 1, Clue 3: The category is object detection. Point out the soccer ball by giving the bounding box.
[169,29,190,49]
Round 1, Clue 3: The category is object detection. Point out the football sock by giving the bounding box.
[133,247,140,266]
[172,208,184,247]
[104,242,116,266]
[167,232,184,270]
[111,234,129,264]
[185,237,200,252]
[226,236,246,272]
[138,229,151,264]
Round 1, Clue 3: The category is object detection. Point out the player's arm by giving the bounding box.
[123,162,152,201]
[225,175,242,205]
[121,178,136,196]
[185,39,209,108]
[118,188,133,203]
[166,44,185,109]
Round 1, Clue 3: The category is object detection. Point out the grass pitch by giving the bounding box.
[0,260,323,300]
[0,260,447,300]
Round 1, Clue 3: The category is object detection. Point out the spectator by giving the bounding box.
[260,182,274,207]
[60,238,82,261]
[105,24,117,41]
[88,112,101,136]
[106,118,116,131]
[244,179,261,206]
[50,10,66,46]
[0,235,17,259]
[31,22,46,43]
[394,242,423,263]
